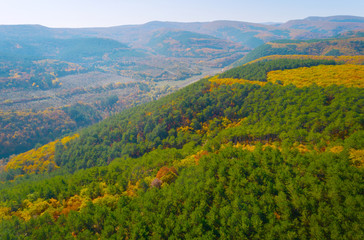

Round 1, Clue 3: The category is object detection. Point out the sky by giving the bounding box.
[0,0,363,28]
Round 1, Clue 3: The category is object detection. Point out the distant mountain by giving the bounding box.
[0,37,131,62]
[1,15,362,51]
[0,25,54,40]
[89,16,364,49]
[278,16,364,39]
[78,20,283,49]
[146,30,244,58]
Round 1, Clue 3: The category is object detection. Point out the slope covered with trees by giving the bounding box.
[0,57,363,239]
[0,104,100,159]
[234,37,364,65]
[0,81,174,159]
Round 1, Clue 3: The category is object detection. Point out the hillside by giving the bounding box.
[0,56,363,239]
[234,36,364,65]
[0,80,174,159]
[147,30,244,58]
[1,16,363,159]
[0,33,235,158]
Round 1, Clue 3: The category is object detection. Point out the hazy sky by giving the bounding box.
[0,0,363,28]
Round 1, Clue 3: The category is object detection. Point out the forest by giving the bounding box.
[0,55,363,239]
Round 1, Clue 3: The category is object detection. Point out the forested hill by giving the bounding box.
[1,17,363,162]
[0,57,363,239]
[234,36,364,65]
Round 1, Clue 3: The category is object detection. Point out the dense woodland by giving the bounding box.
[0,108,86,159]
[0,103,101,159]
[0,55,363,239]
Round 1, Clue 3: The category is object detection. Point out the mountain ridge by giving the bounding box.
[1,15,363,48]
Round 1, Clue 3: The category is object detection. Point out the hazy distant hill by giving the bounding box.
[1,15,362,50]
[83,16,364,49]
[0,37,131,62]
[0,25,55,40]
[147,30,244,58]
[279,16,364,38]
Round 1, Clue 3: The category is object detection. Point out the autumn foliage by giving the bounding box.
[267,64,364,88]
[5,134,79,176]
[0,109,76,158]
[156,166,178,185]
[209,76,266,89]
